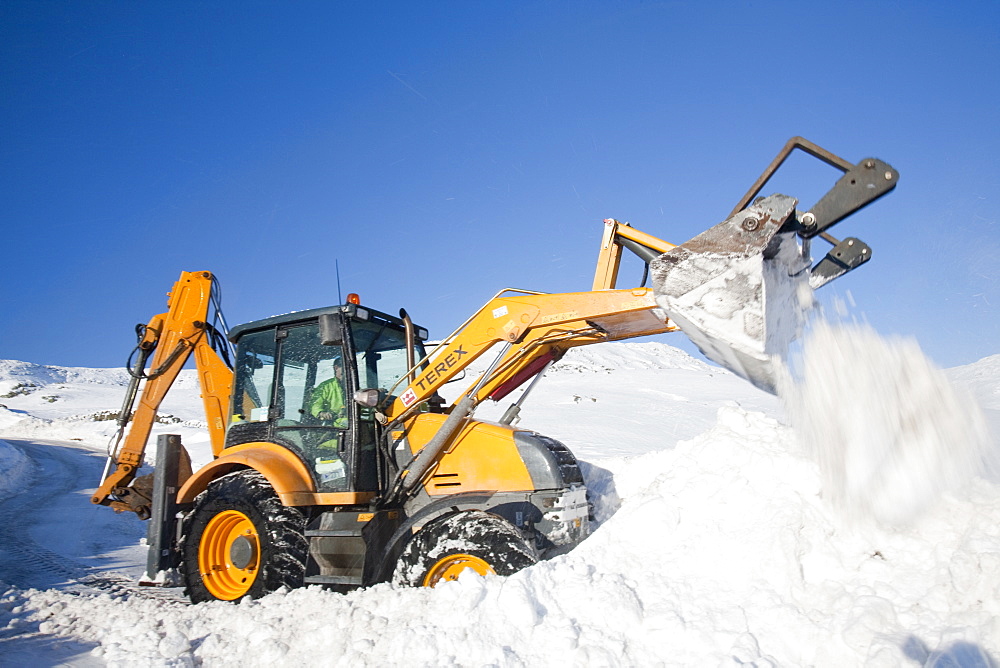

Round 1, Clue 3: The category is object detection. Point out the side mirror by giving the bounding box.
[353,388,381,408]
[318,314,344,346]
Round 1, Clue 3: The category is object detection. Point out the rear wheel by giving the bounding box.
[182,469,307,603]
[393,511,537,587]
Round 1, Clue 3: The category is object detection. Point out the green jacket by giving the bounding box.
[310,376,346,425]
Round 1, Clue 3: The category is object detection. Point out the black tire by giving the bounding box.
[393,511,537,587]
[181,469,307,603]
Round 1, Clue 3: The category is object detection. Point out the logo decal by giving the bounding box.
[413,345,469,391]
[401,388,418,407]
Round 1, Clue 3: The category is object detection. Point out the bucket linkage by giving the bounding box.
[649,138,898,392]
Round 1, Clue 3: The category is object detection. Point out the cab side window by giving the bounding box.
[230,329,276,424]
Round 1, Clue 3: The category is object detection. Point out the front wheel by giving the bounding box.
[393,511,537,587]
[181,469,307,603]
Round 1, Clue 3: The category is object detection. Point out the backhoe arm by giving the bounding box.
[91,271,233,518]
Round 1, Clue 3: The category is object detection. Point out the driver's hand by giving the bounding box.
[318,411,334,420]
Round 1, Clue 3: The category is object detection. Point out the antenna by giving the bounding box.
[336,259,343,304]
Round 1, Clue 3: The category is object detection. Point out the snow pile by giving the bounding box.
[2,403,1000,665]
[0,406,29,431]
[1,336,999,665]
[948,354,1000,446]
[783,322,995,525]
[948,354,1000,409]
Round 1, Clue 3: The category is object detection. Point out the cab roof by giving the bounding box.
[227,303,427,343]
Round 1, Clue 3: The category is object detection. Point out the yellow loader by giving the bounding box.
[92,137,896,602]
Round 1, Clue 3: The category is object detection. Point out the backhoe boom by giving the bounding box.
[91,271,233,518]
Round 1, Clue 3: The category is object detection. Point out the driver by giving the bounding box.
[310,365,348,428]
[309,363,349,487]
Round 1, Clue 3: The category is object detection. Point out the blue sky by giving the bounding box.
[2,1,998,370]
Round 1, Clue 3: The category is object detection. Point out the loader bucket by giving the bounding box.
[649,194,811,393]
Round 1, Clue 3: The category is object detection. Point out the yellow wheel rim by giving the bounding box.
[422,554,494,587]
[198,509,260,600]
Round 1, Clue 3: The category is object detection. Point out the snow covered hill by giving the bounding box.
[948,354,1000,441]
[0,359,210,466]
[1,336,999,666]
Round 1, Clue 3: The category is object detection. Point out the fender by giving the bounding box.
[176,441,377,507]
[176,441,314,505]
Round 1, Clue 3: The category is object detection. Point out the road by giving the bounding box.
[0,438,170,666]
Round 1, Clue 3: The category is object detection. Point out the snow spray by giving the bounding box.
[780,321,993,525]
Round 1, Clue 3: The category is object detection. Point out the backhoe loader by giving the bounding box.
[92,137,897,602]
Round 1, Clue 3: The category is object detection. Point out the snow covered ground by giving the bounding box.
[1,331,998,667]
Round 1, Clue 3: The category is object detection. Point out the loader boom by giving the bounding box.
[592,218,676,291]
[383,287,677,422]
[381,137,897,412]
[382,137,897,495]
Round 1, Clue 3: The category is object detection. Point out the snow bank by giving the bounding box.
[5,404,999,666]
[948,354,1000,410]
[948,354,1000,455]
[0,406,28,431]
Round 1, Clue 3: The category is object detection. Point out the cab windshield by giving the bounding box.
[349,318,424,399]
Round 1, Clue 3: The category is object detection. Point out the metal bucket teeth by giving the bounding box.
[650,194,812,393]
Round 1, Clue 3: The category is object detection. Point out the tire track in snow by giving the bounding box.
[0,438,183,603]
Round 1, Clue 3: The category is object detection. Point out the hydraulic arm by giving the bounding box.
[380,286,678,502]
[383,287,676,422]
[91,271,234,518]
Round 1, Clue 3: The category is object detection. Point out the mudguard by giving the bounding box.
[176,442,315,505]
